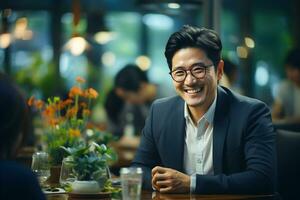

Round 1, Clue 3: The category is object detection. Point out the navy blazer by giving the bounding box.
[132,86,276,194]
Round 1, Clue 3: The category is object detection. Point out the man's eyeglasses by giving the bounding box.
[169,63,214,82]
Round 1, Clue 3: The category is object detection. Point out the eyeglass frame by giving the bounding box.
[169,62,214,83]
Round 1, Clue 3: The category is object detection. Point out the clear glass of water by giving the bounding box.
[31,151,50,187]
[59,157,76,187]
[120,167,143,200]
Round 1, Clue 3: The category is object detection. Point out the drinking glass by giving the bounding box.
[120,167,143,200]
[31,151,50,186]
[59,157,76,187]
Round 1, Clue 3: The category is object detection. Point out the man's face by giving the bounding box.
[286,65,300,86]
[171,47,223,110]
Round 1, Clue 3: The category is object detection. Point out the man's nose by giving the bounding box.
[184,71,196,84]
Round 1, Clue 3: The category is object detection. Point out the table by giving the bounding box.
[142,191,276,200]
[47,190,276,200]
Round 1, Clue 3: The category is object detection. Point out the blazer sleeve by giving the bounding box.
[195,102,276,194]
[131,103,161,190]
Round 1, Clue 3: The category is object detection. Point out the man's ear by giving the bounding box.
[217,59,224,81]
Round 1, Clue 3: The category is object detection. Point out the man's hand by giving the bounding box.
[151,166,190,193]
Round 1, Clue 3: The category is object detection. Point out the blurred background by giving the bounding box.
[1,0,299,103]
[1,1,299,197]
[1,0,300,141]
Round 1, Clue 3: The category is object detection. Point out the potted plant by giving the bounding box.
[28,77,114,185]
[62,142,115,193]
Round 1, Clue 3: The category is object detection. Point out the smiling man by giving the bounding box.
[132,25,276,194]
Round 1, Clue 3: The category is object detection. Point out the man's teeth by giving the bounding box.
[186,88,202,94]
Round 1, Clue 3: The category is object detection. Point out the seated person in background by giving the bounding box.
[132,25,276,194]
[0,73,45,200]
[272,48,300,124]
[220,58,243,94]
[104,64,160,145]
[104,89,125,138]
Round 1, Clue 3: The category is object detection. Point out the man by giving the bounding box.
[132,25,276,194]
[272,48,300,124]
[105,64,159,138]
[220,58,244,94]
[114,64,158,105]
[104,65,160,175]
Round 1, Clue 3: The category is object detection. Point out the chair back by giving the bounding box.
[276,129,300,200]
[274,123,300,132]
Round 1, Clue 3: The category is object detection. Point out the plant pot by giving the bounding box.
[71,180,101,194]
[46,165,61,187]
[97,175,107,190]
[70,165,109,193]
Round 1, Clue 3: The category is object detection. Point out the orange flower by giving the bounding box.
[86,122,94,129]
[48,118,59,126]
[66,107,78,118]
[87,88,99,99]
[83,109,91,117]
[28,96,35,106]
[69,128,81,137]
[80,102,87,108]
[63,99,73,106]
[69,86,83,98]
[35,100,44,110]
[43,106,56,118]
[76,76,86,84]
[57,101,65,110]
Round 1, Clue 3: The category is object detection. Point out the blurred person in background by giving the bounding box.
[220,58,243,94]
[0,73,45,200]
[104,64,165,175]
[104,64,162,143]
[272,48,300,124]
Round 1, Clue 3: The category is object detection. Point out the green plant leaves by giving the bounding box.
[62,142,114,181]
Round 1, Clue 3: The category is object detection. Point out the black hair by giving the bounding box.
[164,25,222,70]
[0,73,28,159]
[285,48,300,70]
[104,89,125,124]
[115,64,148,92]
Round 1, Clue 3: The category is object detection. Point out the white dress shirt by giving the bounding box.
[183,95,217,192]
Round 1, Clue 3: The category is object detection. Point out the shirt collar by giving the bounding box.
[184,93,217,125]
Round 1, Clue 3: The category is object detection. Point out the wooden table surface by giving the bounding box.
[46,190,276,200]
[141,191,276,200]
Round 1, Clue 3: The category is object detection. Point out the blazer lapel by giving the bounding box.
[213,86,230,174]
